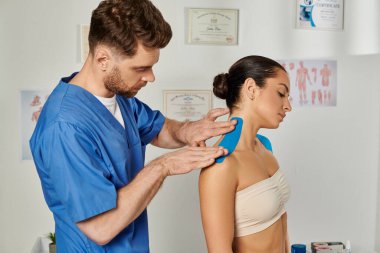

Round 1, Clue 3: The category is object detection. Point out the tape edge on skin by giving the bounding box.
[256,134,273,153]
[215,117,243,163]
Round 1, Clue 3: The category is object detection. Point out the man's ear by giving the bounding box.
[93,46,112,72]
[243,78,258,100]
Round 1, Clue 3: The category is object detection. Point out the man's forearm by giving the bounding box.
[77,160,166,245]
[152,118,188,148]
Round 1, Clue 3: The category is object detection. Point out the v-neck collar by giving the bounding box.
[60,74,127,137]
[116,96,140,144]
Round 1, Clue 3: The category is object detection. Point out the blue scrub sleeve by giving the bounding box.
[131,98,165,145]
[40,122,117,222]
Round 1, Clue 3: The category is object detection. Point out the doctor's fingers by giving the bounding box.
[192,124,235,144]
[184,150,226,161]
[192,141,206,147]
[167,158,215,175]
[205,108,230,121]
[208,121,236,134]
[182,146,228,155]
[169,150,224,173]
[166,147,226,165]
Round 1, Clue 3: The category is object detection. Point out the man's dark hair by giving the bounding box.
[89,0,172,56]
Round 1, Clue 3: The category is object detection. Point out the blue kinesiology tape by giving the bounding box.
[216,117,273,164]
[216,117,243,163]
[256,134,273,153]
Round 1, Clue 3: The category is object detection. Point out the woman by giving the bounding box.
[199,55,292,253]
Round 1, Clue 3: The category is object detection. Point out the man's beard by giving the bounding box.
[103,67,136,98]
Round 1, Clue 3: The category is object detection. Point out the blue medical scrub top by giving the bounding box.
[30,73,165,253]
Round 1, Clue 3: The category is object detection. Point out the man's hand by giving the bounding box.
[151,108,236,149]
[181,108,237,147]
[150,146,228,176]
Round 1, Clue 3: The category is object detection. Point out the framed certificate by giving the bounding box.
[163,90,213,121]
[296,0,344,31]
[186,8,239,45]
[80,24,90,63]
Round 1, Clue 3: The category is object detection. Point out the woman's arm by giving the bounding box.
[282,212,290,253]
[199,159,238,253]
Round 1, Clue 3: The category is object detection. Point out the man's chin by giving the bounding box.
[117,91,138,98]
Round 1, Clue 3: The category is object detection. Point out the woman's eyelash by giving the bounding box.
[278,92,285,97]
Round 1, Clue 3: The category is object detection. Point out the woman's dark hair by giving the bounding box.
[89,0,172,56]
[213,55,286,109]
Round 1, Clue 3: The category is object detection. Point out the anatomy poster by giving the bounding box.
[20,90,50,160]
[278,60,337,107]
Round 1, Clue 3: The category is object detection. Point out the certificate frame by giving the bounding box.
[163,90,213,121]
[186,8,239,45]
[80,24,90,63]
[296,0,344,31]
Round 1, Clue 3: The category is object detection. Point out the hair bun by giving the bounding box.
[213,73,229,99]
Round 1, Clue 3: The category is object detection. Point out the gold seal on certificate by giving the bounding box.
[187,8,239,45]
[163,90,212,121]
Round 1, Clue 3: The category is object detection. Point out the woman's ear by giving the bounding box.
[243,78,257,100]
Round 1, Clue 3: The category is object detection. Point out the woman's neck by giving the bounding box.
[229,111,260,150]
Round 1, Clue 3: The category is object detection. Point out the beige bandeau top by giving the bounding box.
[234,169,291,237]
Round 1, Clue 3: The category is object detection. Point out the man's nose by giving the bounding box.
[143,70,155,82]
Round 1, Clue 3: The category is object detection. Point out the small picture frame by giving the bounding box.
[186,8,239,45]
[163,90,213,121]
[296,0,344,31]
[80,24,90,63]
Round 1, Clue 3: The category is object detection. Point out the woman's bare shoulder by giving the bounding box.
[199,153,239,187]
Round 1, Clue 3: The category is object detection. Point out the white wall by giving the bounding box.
[376,91,380,253]
[377,126,380,252]
[0,0,379,252]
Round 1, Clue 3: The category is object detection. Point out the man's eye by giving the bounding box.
[135,67,151,72]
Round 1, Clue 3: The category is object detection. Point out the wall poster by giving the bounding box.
[20,90,50,160]
[296,0,344,31]
[278,60,337,107]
